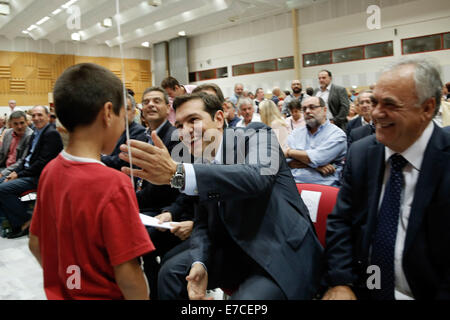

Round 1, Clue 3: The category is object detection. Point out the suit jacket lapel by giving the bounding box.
[404,127,442,253]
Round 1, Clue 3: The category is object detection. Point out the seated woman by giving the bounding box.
[258,100,290,152]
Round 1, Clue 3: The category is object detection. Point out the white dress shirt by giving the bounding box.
[315,84,334,120]
[378,121,434,300]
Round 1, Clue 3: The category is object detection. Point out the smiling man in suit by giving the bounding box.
[322,57,450,300]
[119,92,323,300]
[315,70,350,131]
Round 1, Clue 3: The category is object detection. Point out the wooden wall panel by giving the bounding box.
[0,50,152,106]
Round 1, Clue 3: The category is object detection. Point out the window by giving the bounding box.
[403,34,441,54]
[189,72,197,82]
[365,41,393,59]
[198,69,216,81]
[232,63,253,76]
[443,32,450,49]
[277,56,294,70]
[332,46,364,63]
[216,67,228,78]
[303,51,331,67]
[254,59,277,73]
[303,41,393,67]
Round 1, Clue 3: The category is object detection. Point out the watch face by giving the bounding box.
[171,175,184,188]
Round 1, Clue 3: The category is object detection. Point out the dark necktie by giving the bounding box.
[371,153,408,300]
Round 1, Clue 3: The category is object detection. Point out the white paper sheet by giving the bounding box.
[139,214,179,230]
[300,190,322,223]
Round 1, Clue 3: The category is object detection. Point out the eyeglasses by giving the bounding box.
[300,105,322,112]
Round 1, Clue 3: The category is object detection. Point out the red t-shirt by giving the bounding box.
[30,153,155,300]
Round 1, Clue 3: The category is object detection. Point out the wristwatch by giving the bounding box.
[170,163,185,189]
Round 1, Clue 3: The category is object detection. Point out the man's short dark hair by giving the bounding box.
[53,63,123,132]
[173,92,223,121]
[9,110,27,121]
[142,86,169,105]
[192,83,225,104]
[319,69,332,77]
[161,76,181,90]
[287,99,302,111]
[306,87,314,96]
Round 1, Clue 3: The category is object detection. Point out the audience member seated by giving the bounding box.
[346,90,374,138]
[253,88,266,112]
[0,106,63,239]
[235,98,261,127]
[229,83,244,105]
[223,100,240,128]
[101,94,146,170]
[0,111,33,180]
[135,86,192,299]
[161,76,196,125]
[259,100,290,151]
[119,92,323,300]
[285,99,305,133]
[346,102,359,122]
[347,91,376,149]
[322,57,450,300]
[285,96,346,187]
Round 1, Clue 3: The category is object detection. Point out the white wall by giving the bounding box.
[0,36,152,60]
[188,0,450,98]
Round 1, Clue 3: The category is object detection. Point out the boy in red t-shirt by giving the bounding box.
[29,63,155,300]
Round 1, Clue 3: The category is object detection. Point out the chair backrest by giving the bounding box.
[296,183,339,248]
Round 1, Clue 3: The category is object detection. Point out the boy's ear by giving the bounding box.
[102,102,114,127]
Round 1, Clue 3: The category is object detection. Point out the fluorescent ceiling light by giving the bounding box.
[52,8,62,15]
[178,31,186,36]
[101,17,113,28]
[36,16,50,25]
[22,30,29,34]
[71,32,81,41]
[27,25,38,31]
[0,3,10,16]
[141,41,150,47]
[62,0,78,9]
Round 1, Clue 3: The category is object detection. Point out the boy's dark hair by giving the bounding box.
[173,92,223,122]
[192,83,225,104]
[306,87,314,96]
[161,76,181,90]
[53,63,123,132]
[142,86,169,105]
[287,99,302,111]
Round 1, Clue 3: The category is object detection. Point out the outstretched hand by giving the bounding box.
[119,131,177,185]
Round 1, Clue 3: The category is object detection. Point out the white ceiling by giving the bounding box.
[0,0,327,49]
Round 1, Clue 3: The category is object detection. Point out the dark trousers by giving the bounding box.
[157,246,286,300]
[0,176,38,228]
[140,211,186,300]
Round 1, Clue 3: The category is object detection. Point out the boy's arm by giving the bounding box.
[28,233,42,267]
[114,258,150,300]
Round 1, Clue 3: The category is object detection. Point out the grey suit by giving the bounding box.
[315,84,350,131]
[0,127,33,177]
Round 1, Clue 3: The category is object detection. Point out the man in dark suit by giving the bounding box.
[135,86,193,300]
[314,70,349,131]
[101,94,146,170]
[347,123,375,149]
[119,92,323,300]
[322,57,450,300]
[346,90,374,139]
[0,106,63,239]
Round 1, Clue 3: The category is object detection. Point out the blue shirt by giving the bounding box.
[287,120,346,186]
[24,124,48,168]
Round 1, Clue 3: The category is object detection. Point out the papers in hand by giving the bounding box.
[300,190,322,223]
[139,214,179,230]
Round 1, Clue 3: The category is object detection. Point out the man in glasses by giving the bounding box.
[285,96,347,186]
